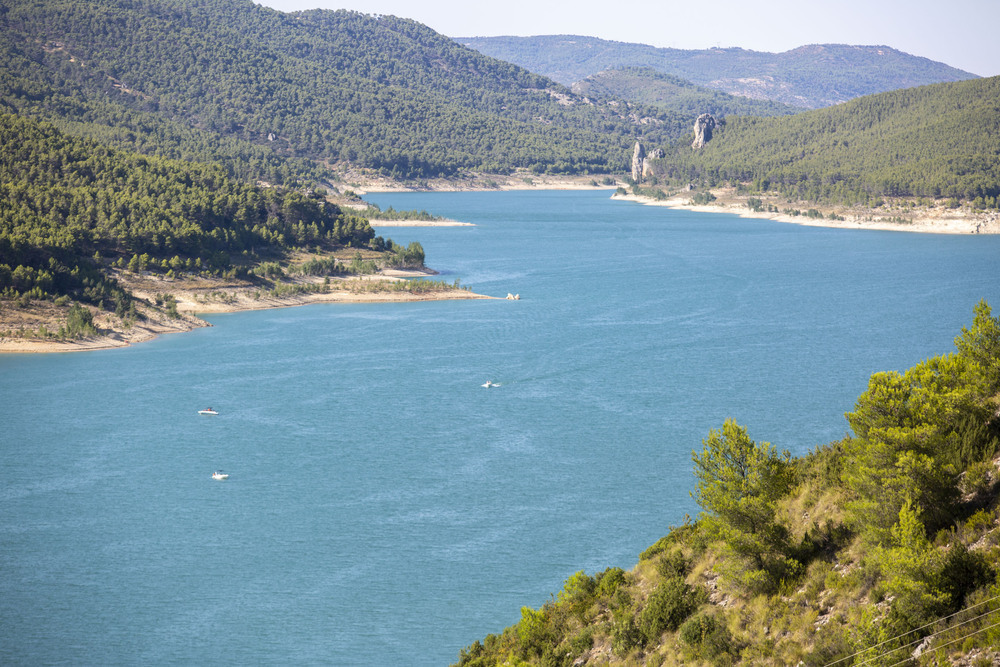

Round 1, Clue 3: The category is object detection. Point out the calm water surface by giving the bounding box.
[2,190,999,665]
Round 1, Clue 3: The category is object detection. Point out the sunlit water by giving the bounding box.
[2,190,998,665]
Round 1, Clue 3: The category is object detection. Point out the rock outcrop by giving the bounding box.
[642,148,664,180]
[631,141,645,182]
[631,143,664,182]
[692,113,717,149]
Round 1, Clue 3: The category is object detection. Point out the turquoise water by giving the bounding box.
[2,190,999,665]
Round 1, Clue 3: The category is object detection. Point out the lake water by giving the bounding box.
[2,190,998,665]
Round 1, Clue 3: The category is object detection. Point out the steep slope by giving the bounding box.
[459,36,978,109]
[0,0,673,179]
[645,76,1000,207]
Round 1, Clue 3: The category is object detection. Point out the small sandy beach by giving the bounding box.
[369,219,475,227]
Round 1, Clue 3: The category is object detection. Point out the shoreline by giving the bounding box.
[611,191,1000,235]
[346,172,619,195]
[0,271,494,354]
[345,172,998,235]
[369,219,474,227]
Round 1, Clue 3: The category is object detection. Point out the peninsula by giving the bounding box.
[0,267,490,354]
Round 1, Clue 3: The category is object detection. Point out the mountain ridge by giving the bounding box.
[458,35,978,109]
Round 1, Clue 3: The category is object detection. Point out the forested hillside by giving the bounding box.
[0,113,373,316]
[457,302,1000,666]
[645,76,1000,208]
[0,0,674,179]
[460,36,977,109]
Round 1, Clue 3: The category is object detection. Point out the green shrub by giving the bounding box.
[937,542,995,611]
[610,610,642,656]
[640,536,671,561]
[679,611,733,661]
[515,606,551,658]
[638,576,699,645]
[559,570,596,602]
[656,550,689,579]
[64,303,96,337]
[595,567,627,598]
[960,461,996,500]
[965,508,995,535]
[567,626,594,657]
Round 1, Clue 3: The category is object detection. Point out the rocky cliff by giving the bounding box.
[692,113,717,149]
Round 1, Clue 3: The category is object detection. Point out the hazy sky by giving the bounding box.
[255,0,999,77]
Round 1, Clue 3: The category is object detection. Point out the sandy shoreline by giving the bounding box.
[369,219,474,227]
[348,172,998,234]
[611,192,1000,235]
[350,172,618,194]
[0,271,494,354]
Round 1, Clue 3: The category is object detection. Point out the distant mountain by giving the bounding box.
[572,67,798,118]
[459,36,978,109]
[0,0,675,180]
[645,76,1000,207]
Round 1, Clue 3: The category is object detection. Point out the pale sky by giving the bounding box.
[255,0,999,77]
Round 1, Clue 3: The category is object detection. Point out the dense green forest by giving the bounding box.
[0,0,676,179]
[644,76,1000,208]
[460,37,977,109]
[571,68,797,122]
[0,11,327,188]
[0,113,375,313]
[456,301,1000,666]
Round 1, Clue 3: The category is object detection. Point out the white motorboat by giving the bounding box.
[198,408,218,415]
[482,380,497,388]
[212,471,229,480]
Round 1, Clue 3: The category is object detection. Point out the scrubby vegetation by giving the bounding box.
[456,301,1000,666]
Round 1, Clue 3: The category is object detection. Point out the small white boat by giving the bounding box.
[212,471,229,480]
[482,380,497,388]
[198,408,218,415]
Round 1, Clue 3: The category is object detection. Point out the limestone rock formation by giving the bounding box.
[631,141,645,182]
[642,148,664,180]
[692,113,717,149]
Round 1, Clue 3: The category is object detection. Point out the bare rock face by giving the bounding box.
[631,141,646,182]
[642,148,664,179]
[692,113,717,149]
